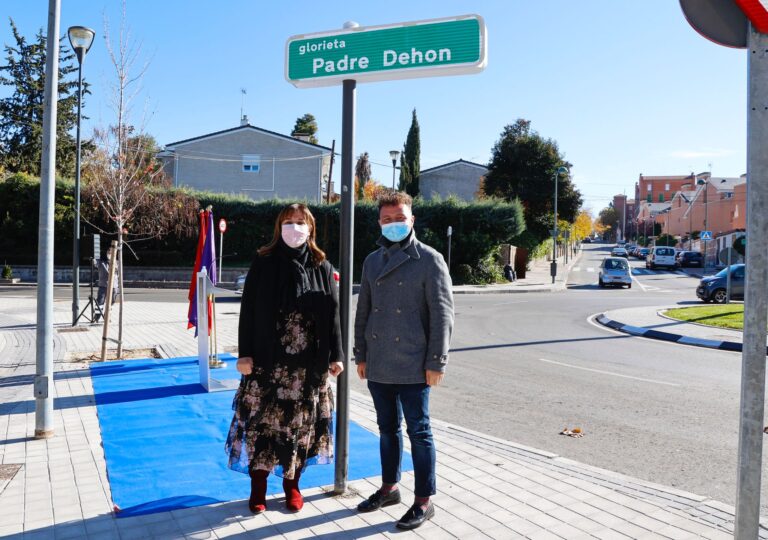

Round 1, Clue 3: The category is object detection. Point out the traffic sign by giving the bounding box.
[218,219,227,234]
[700,230,712,240]
[733,234,747,255]
[285,15,487,88]
[719,247,740,265]
[735,0,768,33]
[680,0,748,48]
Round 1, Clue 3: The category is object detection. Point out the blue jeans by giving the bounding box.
[367,381,436,497]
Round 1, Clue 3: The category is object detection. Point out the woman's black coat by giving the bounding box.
[238,250,344,377]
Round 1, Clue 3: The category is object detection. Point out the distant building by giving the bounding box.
[634,174,696,206]
[158,118,332,202]
[419,159,488,201]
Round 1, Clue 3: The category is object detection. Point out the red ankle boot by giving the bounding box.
[283,471,303,512]
[249,469,268,514]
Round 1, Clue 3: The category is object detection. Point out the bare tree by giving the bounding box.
[83,3,196,357]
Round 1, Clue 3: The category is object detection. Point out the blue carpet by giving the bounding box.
[90,355,412,517]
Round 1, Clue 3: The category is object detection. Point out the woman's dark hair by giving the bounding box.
[257,203,325,264]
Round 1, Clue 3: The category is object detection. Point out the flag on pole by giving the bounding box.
[187,208,217,336]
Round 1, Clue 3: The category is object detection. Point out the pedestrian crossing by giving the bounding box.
[571,266,686,276]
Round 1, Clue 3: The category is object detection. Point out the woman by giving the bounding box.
[225,203,344,514]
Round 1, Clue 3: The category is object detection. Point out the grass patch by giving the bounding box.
[665,304,744,330]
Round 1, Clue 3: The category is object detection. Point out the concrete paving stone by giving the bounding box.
[526,529,563,540]
[145,518,185,536]
[700,528,737,540]
[175,513,211,531]
[438,519,483,538]
[527,497,560,513]
[610,520,656,538]
[441,502,483,521]
[183,531,215,540]
[668,516,723,536]
[591,528,633,539]
[548,522,589,539]
[117,524,156,540]
[210,520,247,536]
[654,524,699,539]
[630,513,673,532]
[414,524,461,539]
[526,511,562,530]
[19,531,55,540]
[569,516,613,534]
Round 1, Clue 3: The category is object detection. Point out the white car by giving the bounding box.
[646,246,676,269]
[599,257,632,288]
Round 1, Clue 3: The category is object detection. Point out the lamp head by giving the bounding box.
[67,26,95,64]
[556,166,569,176]
[389,149,400,164]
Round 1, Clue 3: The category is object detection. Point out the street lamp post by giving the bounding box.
[389,150,400,190]
[551,166,568,284]
[68,26,95,326]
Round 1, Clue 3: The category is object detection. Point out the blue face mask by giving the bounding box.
[381,222,411,242]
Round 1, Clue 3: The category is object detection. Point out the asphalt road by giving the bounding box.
[384,243,765,513]
[5,246,765,511]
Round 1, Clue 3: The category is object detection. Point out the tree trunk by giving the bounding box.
[117,227,125,358]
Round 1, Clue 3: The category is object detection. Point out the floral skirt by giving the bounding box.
[225,360,334,479]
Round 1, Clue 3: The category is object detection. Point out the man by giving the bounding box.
[354,191,454,530]
[94,249,118,322]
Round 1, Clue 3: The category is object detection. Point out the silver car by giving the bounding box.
[599,257,632,288]
[235,273,246,294]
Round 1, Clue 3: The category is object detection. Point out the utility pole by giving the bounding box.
[35,0,61,439]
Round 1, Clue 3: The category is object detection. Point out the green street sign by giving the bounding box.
[285,15,487,88]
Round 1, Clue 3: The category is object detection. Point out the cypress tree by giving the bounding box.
[398,109,420,197]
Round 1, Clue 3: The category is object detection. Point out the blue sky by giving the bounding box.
[1,1,748,212]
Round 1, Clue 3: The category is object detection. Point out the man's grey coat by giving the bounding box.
[354,233,454,384]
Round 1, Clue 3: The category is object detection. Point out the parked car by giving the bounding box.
[599,257,632,288]
[611,247,629,258]
[675,251,703,268]
[696,264,745,303]
[582,237,592,244]
[646,246,676,269]
[235,273,246,294]
[636,247,650,259]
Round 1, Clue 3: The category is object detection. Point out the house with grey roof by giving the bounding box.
[419,159,488,201]
[158,118,332,202]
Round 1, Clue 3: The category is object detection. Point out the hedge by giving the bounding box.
[0,174,526,283]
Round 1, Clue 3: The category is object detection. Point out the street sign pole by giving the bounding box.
[334,76,356,495]
[735,23,768,540]
[726,245,733,304]
[286,14,486,497]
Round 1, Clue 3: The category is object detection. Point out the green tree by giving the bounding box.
[0,18,85,177]
[398,108,420,197]
[598,205,619,230]
[354,151,371,199]
[292,113,318,144]
[483,119,582,241]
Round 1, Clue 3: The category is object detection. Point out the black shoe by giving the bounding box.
[357,488,401,513]
[396,502,434,530]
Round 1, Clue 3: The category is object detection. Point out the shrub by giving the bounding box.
[2,264,12,279]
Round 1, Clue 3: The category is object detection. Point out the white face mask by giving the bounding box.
[281,223,310,248]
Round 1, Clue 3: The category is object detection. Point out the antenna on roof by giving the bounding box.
[240,88,247,125]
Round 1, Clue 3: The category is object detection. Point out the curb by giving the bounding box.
[593,313,767,354]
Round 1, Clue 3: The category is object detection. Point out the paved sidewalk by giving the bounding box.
[1,293,764,539]
[452,251,581,295]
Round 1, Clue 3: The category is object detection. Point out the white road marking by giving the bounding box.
[491,300,530,306]
[539,358,681,387]
[572,266,580,272]
[586,267,595,273]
